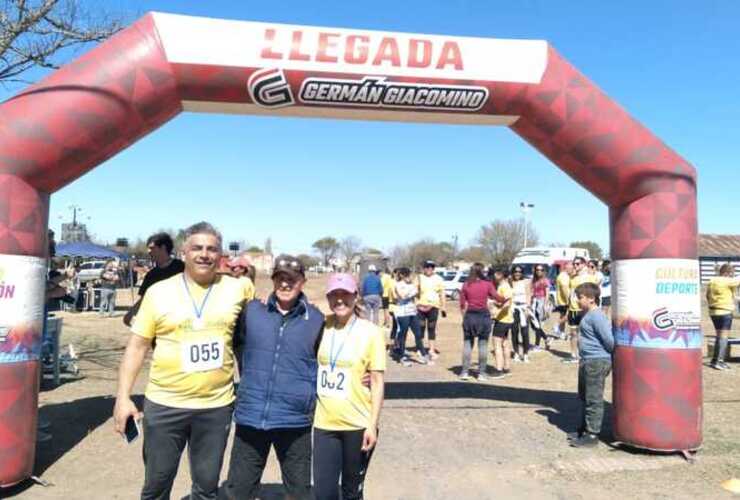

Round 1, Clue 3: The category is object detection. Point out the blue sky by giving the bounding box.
[4,1,739,256]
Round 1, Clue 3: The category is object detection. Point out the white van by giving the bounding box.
[511,247,590,278]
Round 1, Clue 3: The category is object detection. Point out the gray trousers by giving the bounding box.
[363,294,382,325]
[577,358,612,435]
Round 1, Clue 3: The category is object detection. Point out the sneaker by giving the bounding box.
[561,357,579,364]
[720,361,732,370]
[513,355,522,363]
[401,356,412,367]
[710,362,726,371]
[416,353,429,365]
[460,372,471,381]
[530,346,543,353]
[490,371,506,380]
[477,374,489,382]
[523,355,530,363]
[570,433,599,448]
[566,429,585,441]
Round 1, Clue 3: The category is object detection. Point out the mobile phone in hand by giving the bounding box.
[441,310,447,318]
[124,415,141,444]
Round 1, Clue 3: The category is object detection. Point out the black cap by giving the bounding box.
[272,254,305,278]
[423,260,436,269]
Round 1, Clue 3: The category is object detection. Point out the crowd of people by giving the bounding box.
[103,224,738,498]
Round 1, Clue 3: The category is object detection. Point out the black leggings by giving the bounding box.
[417,308,439,341]
[512,308,530,355]
[313,428,375,500]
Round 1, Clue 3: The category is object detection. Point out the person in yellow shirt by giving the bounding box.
[417,260,447,360]
[707,264,740,370]
[491,268,514,377]
[314,273,385,500]
[554,262,574,339]
[380,266,394,328]
[113,222,253,499]
[564,257,600,364]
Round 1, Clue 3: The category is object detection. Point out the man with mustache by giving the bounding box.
[113,222,254,500]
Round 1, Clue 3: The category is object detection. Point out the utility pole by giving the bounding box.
[520,202,535,248]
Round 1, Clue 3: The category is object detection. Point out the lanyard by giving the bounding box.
[182,274,214,322]
[329,316,357,372]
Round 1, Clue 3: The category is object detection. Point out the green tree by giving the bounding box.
[246,245,263,253]
[312,237,339,266]
[297,253,319,269]
[476,219,539,265]
[569,241,603,260]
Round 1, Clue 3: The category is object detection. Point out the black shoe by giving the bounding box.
[566,430,584,441]
[570,433,599,448]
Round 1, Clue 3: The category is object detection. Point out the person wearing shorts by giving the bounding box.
[417,260,446,360]
[491,268,514,376]
[707,264,740,370]
[459,263,505,381]
[564,257,599,364]
[313,274,386,500]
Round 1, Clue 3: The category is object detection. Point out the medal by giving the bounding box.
[182,275,214,331]
[193,318,204,330]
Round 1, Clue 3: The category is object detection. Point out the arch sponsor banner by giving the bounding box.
[0,256,46,363]
[613,259,701,349]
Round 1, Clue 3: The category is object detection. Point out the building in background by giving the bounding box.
[699,234,740,283]
[61,222,90,243]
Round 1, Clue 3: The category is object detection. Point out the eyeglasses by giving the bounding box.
[277,259,301,269]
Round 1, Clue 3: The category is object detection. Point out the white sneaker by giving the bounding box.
[513,355,522,363]
[460,372,471,381]
[523,355,530,363]
[416,353,428,365]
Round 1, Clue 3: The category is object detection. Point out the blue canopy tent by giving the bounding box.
[55,241,129,260]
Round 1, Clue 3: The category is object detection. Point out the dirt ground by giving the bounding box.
[2,275,740,499]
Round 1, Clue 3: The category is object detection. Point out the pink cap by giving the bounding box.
[229,255,252,269]
[326,273,357,295]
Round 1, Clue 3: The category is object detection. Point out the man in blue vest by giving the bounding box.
[222,255,324,500]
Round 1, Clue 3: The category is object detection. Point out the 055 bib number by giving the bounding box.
[317,365,350,400]
[181,339,224,373]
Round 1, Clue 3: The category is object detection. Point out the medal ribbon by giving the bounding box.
[329,316,357,372]
[182,274,215,325]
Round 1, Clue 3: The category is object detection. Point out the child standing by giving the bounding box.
[569,282,614,448]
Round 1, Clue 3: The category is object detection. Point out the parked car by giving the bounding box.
[77,260,107,284]
[443,270,469,301]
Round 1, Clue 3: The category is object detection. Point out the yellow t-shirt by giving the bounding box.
[495,282,514,323]
[707,276,740,315]
[417,273,444,308]
[569,273,600,312]
[314,315,386,431]
[381,273,394,299]
[132,273,253,409]
[556,272,570,307]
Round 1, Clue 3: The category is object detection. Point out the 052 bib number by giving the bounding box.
[317,365,350,400]
[181,339,224,373]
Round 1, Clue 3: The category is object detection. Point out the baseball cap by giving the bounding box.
[229,255,251,269]
[326,273,358,295]
[271,254,305,278]
[368,264,377,272]
[423,260,436,268]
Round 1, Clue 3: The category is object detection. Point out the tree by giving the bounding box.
[297,253,319,269]
[570,241,604,260]
[1,0,123,84]
[387,239,455,269]
[312,237,339,266]
[476,218,539,265]
[458,245,488,263]
[245,245,263,253]
[339,236,362,268]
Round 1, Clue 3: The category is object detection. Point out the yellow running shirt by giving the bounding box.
[568,273,600,312]
[417,273,444,308]
[132,273,254,409]
[314,315,386,431]
[495,282,514,323]
[381,273,394,299]
[707,276,740,315]
[556,271,571,307]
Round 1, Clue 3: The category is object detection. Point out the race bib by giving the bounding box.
[181,338,224,373]
[317,365,350,400]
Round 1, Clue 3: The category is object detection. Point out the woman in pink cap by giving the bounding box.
[313,273,386,500]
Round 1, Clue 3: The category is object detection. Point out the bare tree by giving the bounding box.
[0,0,123,84]
[476,218,539,265]
[387,239,455,269]
[339,236,362,269]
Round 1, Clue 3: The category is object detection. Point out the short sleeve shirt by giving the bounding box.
[131,274,252,409]
[707,276,740,315]
[556,272,570,306]
[417,274,444,308]
[495,282,514,323]
[314,316,386,431]
[569,273,600,312]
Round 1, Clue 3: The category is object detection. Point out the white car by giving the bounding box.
[77,260,107,283]
[442,271,469,301]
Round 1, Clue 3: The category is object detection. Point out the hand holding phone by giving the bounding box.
[124,415,141,444]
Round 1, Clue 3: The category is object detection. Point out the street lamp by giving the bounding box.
[520,202,535,248]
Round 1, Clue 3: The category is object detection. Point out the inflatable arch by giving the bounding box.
[0,13,701,485]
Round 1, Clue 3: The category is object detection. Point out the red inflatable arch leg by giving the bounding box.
[0,12,702,485]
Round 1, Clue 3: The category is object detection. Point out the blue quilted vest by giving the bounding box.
[233,294,324,430]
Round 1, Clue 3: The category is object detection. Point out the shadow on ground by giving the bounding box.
[0,394,142,498]
[385,380,614,438]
